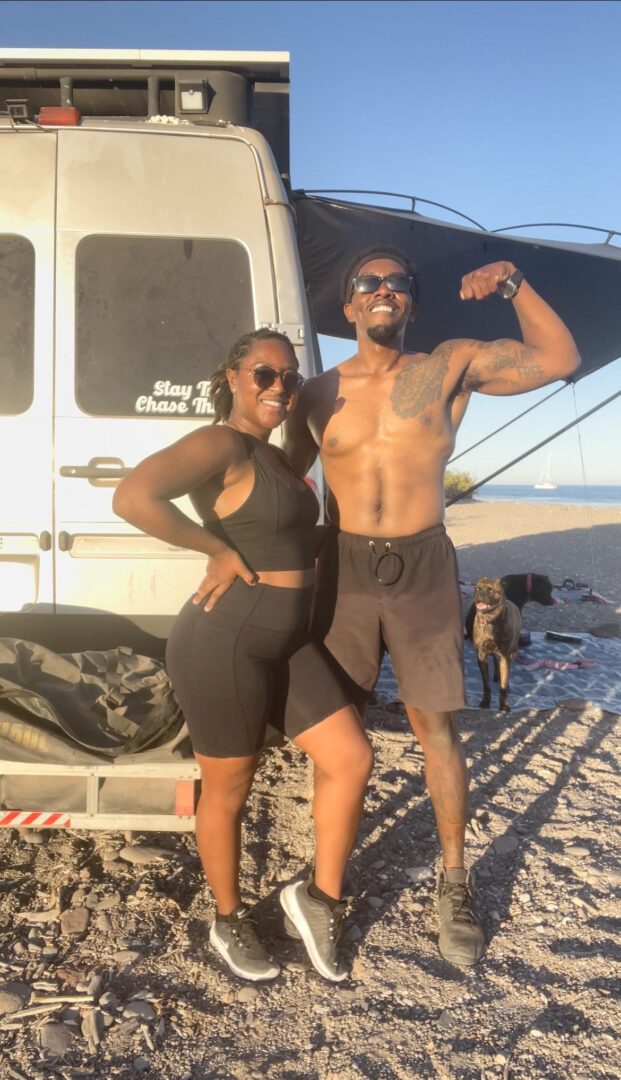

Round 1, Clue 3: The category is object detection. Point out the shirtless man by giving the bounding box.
[284,246,581,966]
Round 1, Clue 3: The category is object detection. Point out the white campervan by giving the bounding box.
[0,49,319,648]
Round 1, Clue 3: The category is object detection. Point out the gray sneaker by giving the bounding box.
[209,905,280,981]
[436,868,486,966]
[280,879,348,982]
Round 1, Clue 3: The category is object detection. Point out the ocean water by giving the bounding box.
[475,484,621,508]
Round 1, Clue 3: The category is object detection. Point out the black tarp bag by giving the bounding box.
[0,638,184,763]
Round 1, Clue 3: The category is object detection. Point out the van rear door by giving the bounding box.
[54,126,276,634]
[0,133,55,612]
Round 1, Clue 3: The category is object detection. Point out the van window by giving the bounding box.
[0,235,35,416]
[75,236,254,418]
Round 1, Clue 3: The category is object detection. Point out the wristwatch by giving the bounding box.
[497,268,525,300]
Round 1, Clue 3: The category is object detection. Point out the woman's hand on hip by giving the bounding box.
[192,548,258,612]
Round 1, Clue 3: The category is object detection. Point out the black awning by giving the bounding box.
[294,194,621,382]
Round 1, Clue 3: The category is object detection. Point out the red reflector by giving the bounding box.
[38,106,81,126]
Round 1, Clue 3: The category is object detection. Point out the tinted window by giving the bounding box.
[0,235,35,415]
[76,236,254,417]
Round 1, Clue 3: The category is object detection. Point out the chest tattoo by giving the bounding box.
[390,345,451,419]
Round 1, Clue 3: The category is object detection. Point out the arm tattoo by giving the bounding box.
[390,344,451,419]
[462,339,545,392]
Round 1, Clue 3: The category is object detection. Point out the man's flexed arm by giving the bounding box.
[459,261,581,395]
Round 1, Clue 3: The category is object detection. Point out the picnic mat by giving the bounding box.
[374,631,621,714]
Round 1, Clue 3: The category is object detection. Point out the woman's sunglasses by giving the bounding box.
[240,365,304,394]
[351,273,413,296]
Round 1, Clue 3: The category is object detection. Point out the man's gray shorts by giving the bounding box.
[311,524,466,712]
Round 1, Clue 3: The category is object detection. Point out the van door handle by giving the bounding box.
[39,531,52,551]
[58,531,73,552]
[59,457,129,486]
[60,465,129,479]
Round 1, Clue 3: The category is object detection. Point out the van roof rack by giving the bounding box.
[0,49,290,174]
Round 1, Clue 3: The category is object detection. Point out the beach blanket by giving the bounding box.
[374,631,621,714]
[458,580,613,605]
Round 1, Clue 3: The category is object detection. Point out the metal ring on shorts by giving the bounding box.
[368,540,404,586]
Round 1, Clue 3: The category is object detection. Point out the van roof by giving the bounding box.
[0,49,289,80]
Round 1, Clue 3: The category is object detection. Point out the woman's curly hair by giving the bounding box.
[208,328,297,423]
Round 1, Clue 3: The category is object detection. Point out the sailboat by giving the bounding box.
[534,451,558,490]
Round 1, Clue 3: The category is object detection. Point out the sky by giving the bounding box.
[2,0,620,486]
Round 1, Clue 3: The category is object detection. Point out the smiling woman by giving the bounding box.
[112,326,373,984]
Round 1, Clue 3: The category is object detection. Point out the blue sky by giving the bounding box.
[3,0,619,485]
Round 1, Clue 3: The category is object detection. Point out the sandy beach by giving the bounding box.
[447,499,621,628]
[0,500,619,1080]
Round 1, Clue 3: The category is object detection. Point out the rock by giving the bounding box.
[97,890,122,910]
[367,896,383,909]
[100,991,121,1011]
[39,1022,74,1055]
[119,845,175,865]
[116,1018,140,1037]
[96,913,113,933]
[566,846,591,858]
[113,949,142,966]
[0,990,26,1015]
[405,865,433,883]
[557,698,596,712]
[134,1057,151,1074]
[56,963,88,988]
[20,828,46,845]
[436,1009,454,1032]
[493,834,520,855]
[82,1008,104,1045]
[124,1000,157,1021]
[60,906,90,935]
[238,986,260,1003]
[87,972,104,997]
[101,848,121,863]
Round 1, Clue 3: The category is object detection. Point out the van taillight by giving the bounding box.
[38,107,81,126]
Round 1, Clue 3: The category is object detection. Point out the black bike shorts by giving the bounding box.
[166,578,351,758]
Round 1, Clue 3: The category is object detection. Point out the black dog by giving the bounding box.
[471,576,521,712]
[465,571,554,640]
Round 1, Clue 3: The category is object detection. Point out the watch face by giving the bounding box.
[498,270,523,299]
[500,279,518,298]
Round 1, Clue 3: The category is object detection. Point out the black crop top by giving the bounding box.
[204,434,319,571]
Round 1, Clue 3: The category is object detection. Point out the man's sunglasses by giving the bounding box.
[240,365,304,394]
[351,273,413,296]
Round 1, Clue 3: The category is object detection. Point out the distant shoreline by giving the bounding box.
[470,484,621,510]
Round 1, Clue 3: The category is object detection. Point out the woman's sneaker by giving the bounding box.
[436,868,485,966]
[209,905,280,981]
[280,879,348,982]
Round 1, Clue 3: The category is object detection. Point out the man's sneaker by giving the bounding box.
[209,905,280,981]
[280,878,348,982]
[436,868,486,967]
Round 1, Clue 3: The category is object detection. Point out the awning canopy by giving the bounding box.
[294,194,621,381]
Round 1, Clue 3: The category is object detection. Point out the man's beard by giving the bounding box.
[368,323,399,345]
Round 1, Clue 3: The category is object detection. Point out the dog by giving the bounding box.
[471,576,521,712]
[465,571,554,640]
